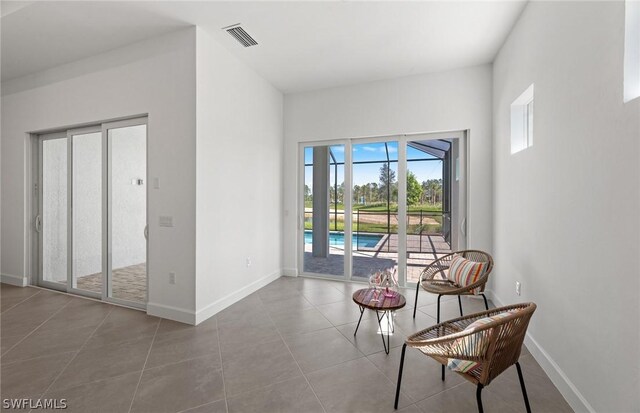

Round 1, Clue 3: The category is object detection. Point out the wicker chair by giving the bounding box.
[395,303,536,413]
[413,250,494,323]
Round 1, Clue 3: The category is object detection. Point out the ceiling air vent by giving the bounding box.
[223,24,258,47]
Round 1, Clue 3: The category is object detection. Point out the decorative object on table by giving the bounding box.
[380,268,398,298]
[352,288,406,354]
[369,271,382,301]
[394,302,536,413]
[413,250,494,323]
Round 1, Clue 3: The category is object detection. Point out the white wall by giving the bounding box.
[283,65,494,275]
[493,2,640,412]
[194,28,284,322]
[1,28,198,317]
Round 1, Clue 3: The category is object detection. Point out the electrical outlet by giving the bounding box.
[169,272,176,285]
[246,257,252,267]
[515,281,521,296]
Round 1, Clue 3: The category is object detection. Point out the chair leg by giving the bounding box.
[457,295,463,317]
[437,294,442,323]
[413,281,420,318]
[481,293,489,310]
[516,362,532,413]
[441,364,445,381]
[394,344,407,409]
[476,384,484,413]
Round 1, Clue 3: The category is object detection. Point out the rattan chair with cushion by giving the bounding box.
[413,250,494,322]
[394,302,536,413]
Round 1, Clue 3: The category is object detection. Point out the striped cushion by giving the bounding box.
[447,312,514,373]
[447,255,488,294]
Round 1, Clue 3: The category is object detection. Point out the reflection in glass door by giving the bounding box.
[302,145,345,277]
[351,141,399,280]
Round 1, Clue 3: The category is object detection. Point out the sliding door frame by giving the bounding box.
[37,131,68,293]
[34,116,148,310]
[103,117,149,309]
[297,130,468,288]
[66,125,103,300]
[298,139,350,281]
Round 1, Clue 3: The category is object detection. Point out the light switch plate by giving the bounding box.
[159,216,173,227]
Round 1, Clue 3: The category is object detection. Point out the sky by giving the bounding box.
[304,142,443,190]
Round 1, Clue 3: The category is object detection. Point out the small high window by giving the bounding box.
[510,84,534,154]
[624,0,640,102]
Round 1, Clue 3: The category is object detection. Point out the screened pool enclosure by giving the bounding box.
[301,132,466,284]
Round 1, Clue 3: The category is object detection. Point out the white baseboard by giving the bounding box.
[483,289,500,306]
[194,269,282,325]
[1,273,28,287]
[282,267,298,277]
[487,290,595,413]
[147,302,196,325]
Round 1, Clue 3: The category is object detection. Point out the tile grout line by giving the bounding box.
[413,381,468,407]
[290,279,430,407]
[18,339,237,406]
[303,280,520,407]
[127,317,162,413]
[263,302,328,413]
[1,350,80,368]
[214,317,230,413]
[0,289,42,315]
[128,349,222,374]
[175,397,226,413]
[361,347,417,406]
[1,293,71,358]
[276,279,433,409]
[44,368,146,395]
[241,280,492,409]
[34,305,115,405]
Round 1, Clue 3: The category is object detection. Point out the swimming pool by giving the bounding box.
[304,231,383,248]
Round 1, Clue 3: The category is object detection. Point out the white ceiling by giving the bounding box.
[1,1,527,93]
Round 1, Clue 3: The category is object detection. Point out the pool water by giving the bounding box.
[304,231,382,248]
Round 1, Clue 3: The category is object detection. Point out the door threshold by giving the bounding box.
[28,285,147,313]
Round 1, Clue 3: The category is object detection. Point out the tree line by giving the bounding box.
[306,164,443,207]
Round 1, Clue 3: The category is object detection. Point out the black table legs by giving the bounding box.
[353,306,394,355]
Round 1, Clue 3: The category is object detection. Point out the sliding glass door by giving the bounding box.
[36,118,148,307]
[39,134,69,290]
[299,131,467,286]
[302,144,345,277]
[71,128,103,297]
[405,135,466,283]
[108,122,147,303]
[351,140,399,280]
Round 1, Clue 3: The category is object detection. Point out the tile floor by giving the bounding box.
[0,278,572,413]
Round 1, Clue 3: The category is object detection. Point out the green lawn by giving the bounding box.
[305,216,443,234]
